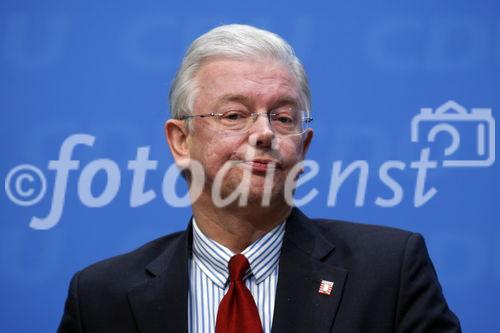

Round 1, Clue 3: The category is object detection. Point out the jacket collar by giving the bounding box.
[271,208,348,333]
[127,222,192,333]
[127,208,348,333]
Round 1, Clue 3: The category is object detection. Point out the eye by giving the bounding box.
[276,115,293,123]
[221,110,249,121]
[271,111,295,124]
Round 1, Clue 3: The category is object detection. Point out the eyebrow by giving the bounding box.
[271,96,299,108]
[214,94,299,109]
[215,94,252,108]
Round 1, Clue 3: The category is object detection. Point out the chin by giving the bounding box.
[244,181,287,208]
[209,165,291,207]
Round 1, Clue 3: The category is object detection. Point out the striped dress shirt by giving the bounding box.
[188,218,286,333]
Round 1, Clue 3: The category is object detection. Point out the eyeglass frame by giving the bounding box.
[179,110,313,136]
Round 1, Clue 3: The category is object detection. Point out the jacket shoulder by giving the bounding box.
[308,217,419,263]
[76,230,186,289]
[313,218,415,243]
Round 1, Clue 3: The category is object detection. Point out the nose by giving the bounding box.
[249,113,275,148]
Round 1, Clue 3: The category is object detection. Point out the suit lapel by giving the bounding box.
[127,224,192,333]
[272,209,348,333]
[126,210,348,333]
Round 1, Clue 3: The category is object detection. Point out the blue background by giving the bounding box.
[1,0,499,332]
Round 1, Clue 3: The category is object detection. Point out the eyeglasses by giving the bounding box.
[180,108,313,136]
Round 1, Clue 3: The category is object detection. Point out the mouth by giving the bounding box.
[242,159,281,173]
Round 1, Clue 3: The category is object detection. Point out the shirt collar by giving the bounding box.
[191,217,286,288]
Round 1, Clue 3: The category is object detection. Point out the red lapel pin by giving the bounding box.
[318,280,334,295]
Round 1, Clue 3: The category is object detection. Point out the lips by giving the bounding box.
[244,159,280,173]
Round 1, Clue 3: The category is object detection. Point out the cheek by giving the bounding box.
[192,133,242,173]
[277,138,304,165]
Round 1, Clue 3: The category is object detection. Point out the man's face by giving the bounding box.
[183,57,313,204]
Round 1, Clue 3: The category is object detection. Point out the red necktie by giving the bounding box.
[215,254,263,333]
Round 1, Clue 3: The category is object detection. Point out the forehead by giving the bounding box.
[194,57,300,108]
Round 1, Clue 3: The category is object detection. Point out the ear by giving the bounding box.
[301,128,314,158]
[165,119,191,163]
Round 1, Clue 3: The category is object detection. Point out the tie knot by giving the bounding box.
[228,254,250,282]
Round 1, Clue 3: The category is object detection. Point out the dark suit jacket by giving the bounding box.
[58,208,461,332]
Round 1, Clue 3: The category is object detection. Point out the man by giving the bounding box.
[58,24,461,332]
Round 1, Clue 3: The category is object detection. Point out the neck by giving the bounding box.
[191,195,291,253]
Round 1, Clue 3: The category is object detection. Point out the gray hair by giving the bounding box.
[169,24,311,120]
